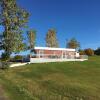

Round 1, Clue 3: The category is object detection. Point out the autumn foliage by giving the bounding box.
[84,48,94,56]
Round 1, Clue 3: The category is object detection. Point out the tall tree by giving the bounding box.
[0,0,29,59]
[66,38,80,49]
[46,29,59,47]
[27,29,36,58]
[27,29,36,50]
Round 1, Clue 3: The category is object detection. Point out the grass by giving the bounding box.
[0,56,100,100]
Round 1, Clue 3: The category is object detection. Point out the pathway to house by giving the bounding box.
[0,85,8,100]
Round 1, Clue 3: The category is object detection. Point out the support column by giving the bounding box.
[62,51,63,59]
[38,50,40,58]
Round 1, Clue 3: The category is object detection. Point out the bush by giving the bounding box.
[94,48,100,55]
[13,55,23,62]
[0,61,10,69]
[1,53,10,61]
[84,48,94,56]
[79,50,86,55]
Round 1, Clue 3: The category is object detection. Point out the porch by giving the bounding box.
[30,54,88,63]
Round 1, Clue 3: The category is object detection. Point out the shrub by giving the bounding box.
[1,53,10,61]
[79,50,86,55]
[94,48,100,55]
[13,55,23,62]
[84,48,94,56]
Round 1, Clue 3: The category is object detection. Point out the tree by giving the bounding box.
[66,38,80,49]
[94,47,100,55]
[27,29,36,52]
[84,48,94,56]
[45,29,59,47]
[79,49,86,55]
[0,0,29,60]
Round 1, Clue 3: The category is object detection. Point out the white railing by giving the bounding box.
[30,54,88,60]
[79,55,88,60]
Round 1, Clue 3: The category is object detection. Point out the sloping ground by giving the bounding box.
[0,56,100,100]
[0,85,9,100]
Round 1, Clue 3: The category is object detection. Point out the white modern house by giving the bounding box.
[30,47,88,63]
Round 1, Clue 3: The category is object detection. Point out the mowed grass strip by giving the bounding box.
[0,56,100,100]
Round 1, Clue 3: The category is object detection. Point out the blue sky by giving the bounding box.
[1,0,100,50]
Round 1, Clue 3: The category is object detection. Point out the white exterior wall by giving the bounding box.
[75,52,80,57]
[30,58,87,63]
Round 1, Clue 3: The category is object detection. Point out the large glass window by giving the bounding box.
[39,50,44,58]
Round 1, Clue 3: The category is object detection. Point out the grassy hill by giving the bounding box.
[0,56,100,100]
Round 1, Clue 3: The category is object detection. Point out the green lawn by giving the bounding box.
[0,56,100,100]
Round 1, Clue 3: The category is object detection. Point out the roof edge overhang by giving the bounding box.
[34,47,76,51]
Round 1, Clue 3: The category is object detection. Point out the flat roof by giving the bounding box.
[34,47,76,51]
